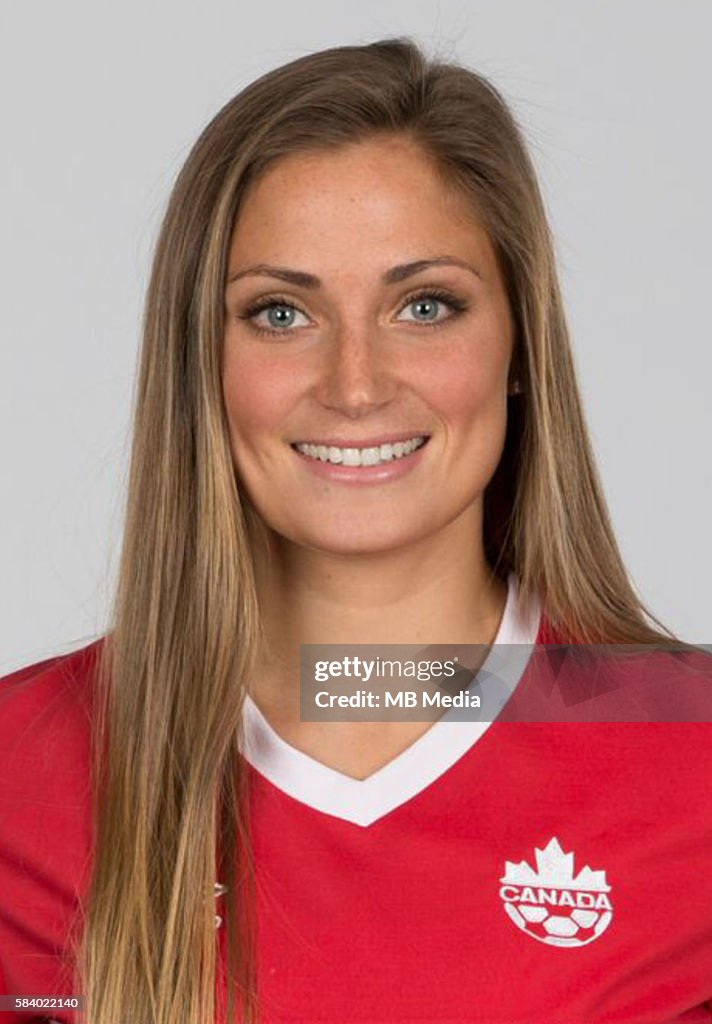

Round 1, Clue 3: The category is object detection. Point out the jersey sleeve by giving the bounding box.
[0,640,103,1024]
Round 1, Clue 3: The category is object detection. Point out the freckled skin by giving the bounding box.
[221,135,515,557]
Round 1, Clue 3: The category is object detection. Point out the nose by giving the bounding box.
[315,322,396,418]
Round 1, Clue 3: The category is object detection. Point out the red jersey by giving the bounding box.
[2,575,712,1023]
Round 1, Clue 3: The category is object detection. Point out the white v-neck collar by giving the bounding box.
[240,572,541,827]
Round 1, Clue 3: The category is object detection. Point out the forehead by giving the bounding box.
[229,136,497,271]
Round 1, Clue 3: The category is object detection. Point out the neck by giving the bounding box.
[249,507,508,711]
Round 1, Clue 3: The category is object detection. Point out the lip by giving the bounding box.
[290,432,430,448]
[290,436,430,485]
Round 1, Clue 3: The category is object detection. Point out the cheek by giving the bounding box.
[221,349,299,452]
[416,327,510,421]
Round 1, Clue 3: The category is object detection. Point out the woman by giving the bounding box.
[1,36,711,1024]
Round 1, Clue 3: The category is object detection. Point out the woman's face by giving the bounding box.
[222,135,516,555]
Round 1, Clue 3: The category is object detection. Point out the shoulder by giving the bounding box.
[529,622,712,725]
[0,640,104,1013]
[0,637,105,791]
[0,636,104,703]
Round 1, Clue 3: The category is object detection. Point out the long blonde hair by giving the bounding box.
[72,35,682,1023]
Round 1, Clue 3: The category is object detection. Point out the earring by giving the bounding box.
[509,378,523,395]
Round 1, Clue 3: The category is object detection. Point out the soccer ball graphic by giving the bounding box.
[499,837,613,948]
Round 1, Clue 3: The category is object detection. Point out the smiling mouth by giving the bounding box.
[291,435,430,467]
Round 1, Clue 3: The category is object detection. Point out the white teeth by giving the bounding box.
[295,436,428,466]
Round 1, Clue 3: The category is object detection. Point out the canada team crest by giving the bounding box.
[499,837,614,947]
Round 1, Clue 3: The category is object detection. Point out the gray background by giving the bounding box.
[1,1,710,674]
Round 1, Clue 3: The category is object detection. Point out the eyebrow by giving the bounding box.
[225,255,482,288]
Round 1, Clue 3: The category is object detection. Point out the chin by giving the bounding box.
[286,521,429,556]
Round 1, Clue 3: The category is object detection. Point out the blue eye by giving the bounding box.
[241,301,310,334]
[238,288,468,337]
[398,292,466,324]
